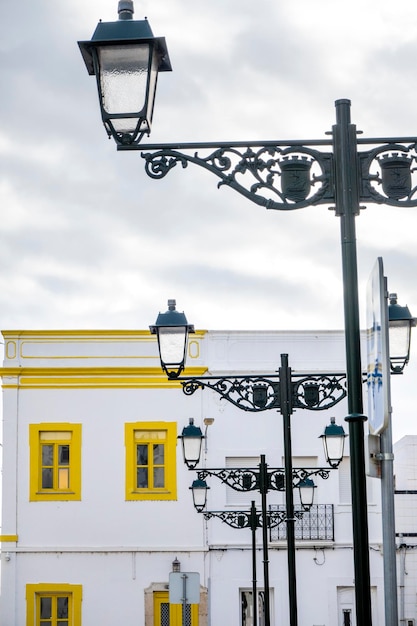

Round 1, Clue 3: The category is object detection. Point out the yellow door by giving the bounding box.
[153,591,198,626]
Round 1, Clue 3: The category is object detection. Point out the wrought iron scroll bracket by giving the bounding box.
[195,467,331,492]
[138,136,417,210]
[179,372,347,412]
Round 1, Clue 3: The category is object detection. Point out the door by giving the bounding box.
[153,591,198,626]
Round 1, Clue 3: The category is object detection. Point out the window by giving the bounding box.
[26,583,82,626]
[241,590,268,626]
[125,422,177,501]
[29,424,82,501]
[225,457,260,506]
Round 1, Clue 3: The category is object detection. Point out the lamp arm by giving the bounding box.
[179,372,347,412]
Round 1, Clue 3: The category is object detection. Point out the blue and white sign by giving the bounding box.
[366,257,390,434]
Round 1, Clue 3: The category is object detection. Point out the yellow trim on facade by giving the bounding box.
[26,583,82,626]
[29,423,82,502]
[0,367,208,389]
[0,534,18,542]
[2,329,208,338]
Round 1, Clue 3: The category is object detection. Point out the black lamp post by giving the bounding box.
[183,451,336,626]
[163,331,347,626]
[79,7,417,626]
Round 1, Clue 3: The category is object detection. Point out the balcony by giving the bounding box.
[269,504,334,541]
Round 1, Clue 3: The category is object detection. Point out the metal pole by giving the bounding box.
[250,500,258,626]
[279,354,298,626]
[333,98,372,626]
[380,418,398,626]
[259,455,271,626]
[381,287,399,626]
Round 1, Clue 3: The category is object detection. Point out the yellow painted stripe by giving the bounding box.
[0,535,18,542]
[0,367,208,389]
[2,329,207,338]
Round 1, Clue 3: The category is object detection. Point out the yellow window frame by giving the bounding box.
[29,423,82,501]
[125,421,177,501]
[26,583,82,626]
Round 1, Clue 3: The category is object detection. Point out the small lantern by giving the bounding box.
[179,419,204,469]
[190,479,209,512]
[150,299,195,379]
[388,293,416,374]
[320,417,346,468]
[297,477,316,511]
[78,0,171,146]
[172,557,181,572]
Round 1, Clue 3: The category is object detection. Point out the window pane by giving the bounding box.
[137,444,148,465]
[154,467,165,488]
[153,444,164,465]
[59,445,70,465]
[40,597,52,618]
[42,445,54,466]
[137,467,148,488]
[135,430,166,441]
[42,468,53,489]
[57,596,69,618]
[40,431,71,441]
[58,468,70,489]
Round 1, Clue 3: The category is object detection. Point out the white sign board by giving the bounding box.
[169,572,200,605]
[366,257,390,434]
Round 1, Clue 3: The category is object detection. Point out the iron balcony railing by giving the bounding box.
[269,504,334,541]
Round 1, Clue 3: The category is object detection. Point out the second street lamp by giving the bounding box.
[153,301,347,626]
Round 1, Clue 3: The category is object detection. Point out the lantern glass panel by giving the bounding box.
[182,437,202,467]
[192,484,207,511]
[324,435,345,467]
[98,43,152,128]
[389,320,411,363]
[158,327,187,370]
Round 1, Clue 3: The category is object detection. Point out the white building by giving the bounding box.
[0,327,398,626]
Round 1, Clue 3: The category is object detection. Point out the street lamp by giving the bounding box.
[320,416,347,469]
[178,418,204,469]
[149,299,195,379]
[78,0,171,146]
[388,293,416,374]
[190,479,209,513]
[296,478,316,511]
[186,453,333,626]
[79,7,417,626]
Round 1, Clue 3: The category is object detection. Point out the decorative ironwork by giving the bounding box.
[358,142,417,206]
[140,142,334,211]
[203,508,291,529]
[124,135,417,211]
[180,372,347,412]
[270,504,334,541]
[195,466,331,491]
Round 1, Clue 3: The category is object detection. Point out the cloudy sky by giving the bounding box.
[1,0,417,441]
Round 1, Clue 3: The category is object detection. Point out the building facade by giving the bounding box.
[0,329,388,625]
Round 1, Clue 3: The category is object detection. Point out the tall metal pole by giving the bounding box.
[250,500,258,626]
[381,286,399,626]
[259,455,271,626]
[333,99,372,626]
[279,354,298,626]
